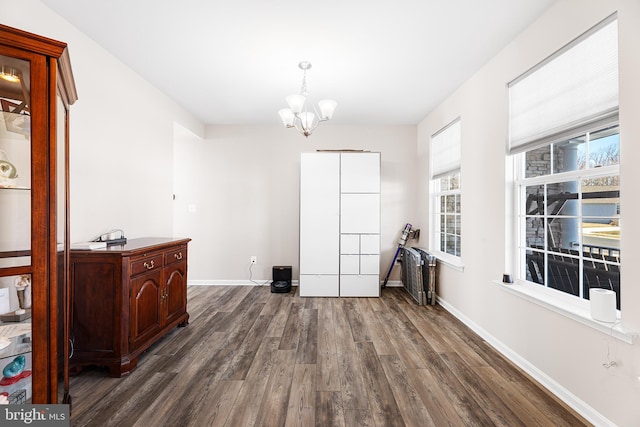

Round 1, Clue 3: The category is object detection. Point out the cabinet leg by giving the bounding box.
[178,319,189,327]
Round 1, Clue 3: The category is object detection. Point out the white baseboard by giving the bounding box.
[383,280,403,287]
[436,296,615,427]
[190,280,397,288]
[188,280,299,287]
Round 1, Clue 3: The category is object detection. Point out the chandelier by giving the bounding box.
[278,61,337,137]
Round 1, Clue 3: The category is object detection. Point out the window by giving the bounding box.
[434,172,461,257]
[431,118,462,263]
[509,15,620,309]
[516,125,620,308]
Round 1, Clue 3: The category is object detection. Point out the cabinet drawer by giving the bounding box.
[340,274,380,297]
[165,245,187,266]
[299,274,339,297]
[130,253,163,276]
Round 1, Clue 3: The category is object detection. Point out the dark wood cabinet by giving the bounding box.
[70,237,190,377]
[0,24,77,404]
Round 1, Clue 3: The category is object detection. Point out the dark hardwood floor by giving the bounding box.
[67,285,590,426]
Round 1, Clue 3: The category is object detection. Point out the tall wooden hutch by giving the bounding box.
[0,24,77,403]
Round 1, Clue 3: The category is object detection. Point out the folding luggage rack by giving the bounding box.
[400,247,437,306]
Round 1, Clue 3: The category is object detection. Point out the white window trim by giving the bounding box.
[508,130,628,340]
[431,249,464,271]
[429,176,464,271]
[429,118,463,269]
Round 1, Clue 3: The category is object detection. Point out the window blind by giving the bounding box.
[431,118,461,179]
[508,15,618,154]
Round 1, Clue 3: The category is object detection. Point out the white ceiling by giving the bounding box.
[41,0,556,126]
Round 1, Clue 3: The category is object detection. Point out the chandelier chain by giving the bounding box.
[300,68,308,97]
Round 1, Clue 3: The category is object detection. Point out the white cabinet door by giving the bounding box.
[341,194,380,234]
[299,275,339,297]
[340,275,380,297]
[340,234,359,254]
[360,254,380,274]
[340,152,380,193]
[340,255,360,274]
[360,234,380,254]
[300,153,340,275]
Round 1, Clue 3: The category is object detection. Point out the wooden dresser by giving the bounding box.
[69,237,191,377]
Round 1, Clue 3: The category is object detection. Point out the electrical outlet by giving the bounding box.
[250,256,257,265]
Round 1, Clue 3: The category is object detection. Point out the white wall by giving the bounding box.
[1,0,205,242]
[417,1,640,426]
[173,124,417,283]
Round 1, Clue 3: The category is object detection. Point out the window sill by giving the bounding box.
[430,250,464,272]
[495,280,636,344]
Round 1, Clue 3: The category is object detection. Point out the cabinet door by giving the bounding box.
[341,194,380,234]
[299,274,339,297]
[340,234,359,254]
[130,271,163,350]
[340,152,380,193]
[340,275,380,297]
[300,153,339,275]
[360,254,380,274]
[340,255,360,274]
[360,235,380,254]
[164,262,187,326]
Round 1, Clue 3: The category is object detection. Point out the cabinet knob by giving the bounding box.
[143,260,155,270]
[174,252,183,260]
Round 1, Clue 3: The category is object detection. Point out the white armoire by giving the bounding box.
[299,152,380,297]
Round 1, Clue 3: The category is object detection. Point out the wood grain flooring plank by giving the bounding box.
[362,298,395,356]
[440,351,525,427]
[295,308,318,364]
[495,369,589,426]
[333,299,370,411]
[255,349,297,427]
[343,298,371,343]
[187,380,244,427]
[260,289,293,316]
[71,368,175,427]
[316,391,346,427]
[216,285,253,312]
[409,367,467,427]
[376,305,428,370]
[316,298,341,392]
[223,336,282,427]
[424,306,491,368]
[265,295,294,338]
[343,409,375,427]
[419,354,494,426]
[284,364,316,427]
[279,302,305,350]
[134,341,240,426]
[379,354,437,427]
[212,289,266,335]
[185,284,225,318]
[475,365,570,427]
[355,341,405,427]
[223,314,271,380]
